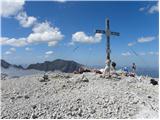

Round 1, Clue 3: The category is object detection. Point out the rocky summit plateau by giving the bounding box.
[1,71,159,119]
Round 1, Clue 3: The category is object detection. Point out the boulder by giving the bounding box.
[150,79,158,85]
[81,75,89,82]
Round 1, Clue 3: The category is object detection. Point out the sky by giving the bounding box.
[1,0,159,68]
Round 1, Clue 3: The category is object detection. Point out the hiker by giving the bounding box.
[132,63,136,73]
[103,59,111,77]
[74,67,91,74]
[123,67,128,73]
[111,61,116,71]
[123,67,129,76]
[74,67,84,74]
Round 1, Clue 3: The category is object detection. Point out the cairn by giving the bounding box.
[39,73,50,82]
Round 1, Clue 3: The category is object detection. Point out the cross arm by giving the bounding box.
[111,31,120,36]
[95,30,106,34]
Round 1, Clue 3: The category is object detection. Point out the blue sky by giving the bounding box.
[1,0,159,68]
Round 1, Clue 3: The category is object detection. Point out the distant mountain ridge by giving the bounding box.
[1,59,24,69]
[27,59,83,73]
[1,59,83,73]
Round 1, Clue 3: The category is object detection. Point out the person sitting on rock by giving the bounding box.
[79,67,84,74]
[74,67,91,74]
[103,59,111,77]
[123,67,129,76]
[132,63,136,74]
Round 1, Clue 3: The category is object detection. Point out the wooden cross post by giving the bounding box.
[96,18,120,77]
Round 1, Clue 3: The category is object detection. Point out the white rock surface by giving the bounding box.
[1,72,159,119]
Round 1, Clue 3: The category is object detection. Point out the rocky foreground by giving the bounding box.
[1,72,159,119]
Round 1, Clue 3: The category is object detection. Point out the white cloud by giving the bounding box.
[128,42,136,47]
[45,51,53,55]
[10,47,16,52]
[139,7,145,11]
[48,41,58,46]
[0,37,28,47]
[25,47,32,51]
[0,0,25,17]
[1,1,64,47]
[121,52,131,56]
[27,21,64,46]
[4,47,16,55]
[45,50,54,58]
[137,36,156,43]
[139,2,159,14]
[1,0,37,27]
[72,32,102,44]
[32,22,57,33]
[1,21,64,47]
[16,11,37,28]
[148,2,159,14]
[5,51,12,55]
[148,51,159,55]
[128,35,157,47]
[148,51,154,55]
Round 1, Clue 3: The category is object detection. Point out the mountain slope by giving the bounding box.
[1,59,11,68]
[27,59,83,73]
[1,59,24,69]
[1,59,44,77]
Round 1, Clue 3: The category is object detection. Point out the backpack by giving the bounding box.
[112,62,116,67]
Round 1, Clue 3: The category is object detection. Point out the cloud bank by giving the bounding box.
[0,37,27,47]
[0,0,25,17]
[0,0,64,47]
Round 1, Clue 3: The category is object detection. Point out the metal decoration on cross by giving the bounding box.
[95,18,120,77]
